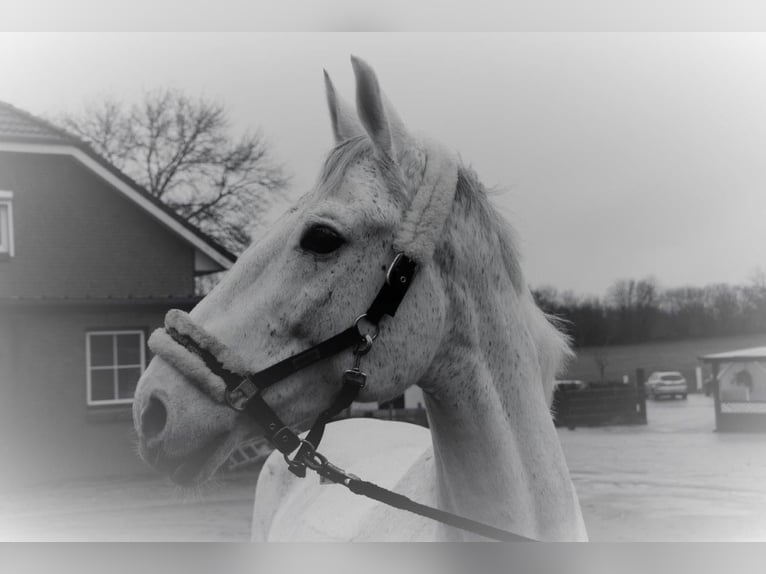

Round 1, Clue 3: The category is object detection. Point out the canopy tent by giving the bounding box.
[699,346,766,431]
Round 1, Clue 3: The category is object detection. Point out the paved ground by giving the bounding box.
[2,394,766,541]
[0,470,257,541]
[560,394,766,541]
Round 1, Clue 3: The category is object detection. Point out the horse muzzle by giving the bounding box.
[133,357,241,485]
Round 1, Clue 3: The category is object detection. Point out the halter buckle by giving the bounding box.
[386,252,415,286]
[225,377,259,411]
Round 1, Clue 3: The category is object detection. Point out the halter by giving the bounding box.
[160,252,417,477]
[148,141,533,542]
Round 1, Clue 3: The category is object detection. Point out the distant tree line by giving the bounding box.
[533,272,766,348]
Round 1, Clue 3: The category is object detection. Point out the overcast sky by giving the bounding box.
[1,33,764,296]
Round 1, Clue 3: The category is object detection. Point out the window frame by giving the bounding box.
[0,190,14,258]
[85,329,146,406]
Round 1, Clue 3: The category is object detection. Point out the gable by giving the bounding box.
[0,101,236,275]
[0,151,200,299]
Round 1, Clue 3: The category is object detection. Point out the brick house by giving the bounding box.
[0,102,236,487]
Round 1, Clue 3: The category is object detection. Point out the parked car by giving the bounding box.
[646,371,688,400]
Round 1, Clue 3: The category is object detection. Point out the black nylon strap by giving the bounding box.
[289,373,365,477]
[365,254,417,324]
[247,326,363,390]
[244,395,301,454]
[167,326,364,392]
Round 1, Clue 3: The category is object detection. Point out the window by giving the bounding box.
[86,331,146,405]
[0,190,13,258]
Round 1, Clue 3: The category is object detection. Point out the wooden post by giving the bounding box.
[695,366,703,393]
[636,368,647,424]
[712,361,721,432]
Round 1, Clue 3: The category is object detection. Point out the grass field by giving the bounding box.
[563,333,766,388]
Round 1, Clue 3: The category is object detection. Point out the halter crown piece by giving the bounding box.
[393,138,458,263]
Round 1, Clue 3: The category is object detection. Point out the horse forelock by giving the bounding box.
[316,135,408,205]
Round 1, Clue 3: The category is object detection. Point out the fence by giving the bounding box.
[552,369,648,429]
[226,434,274,471]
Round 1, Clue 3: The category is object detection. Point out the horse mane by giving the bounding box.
[449,164,573,403]
[319,137,572,402]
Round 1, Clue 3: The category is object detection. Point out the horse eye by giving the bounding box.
[300,224,346,255]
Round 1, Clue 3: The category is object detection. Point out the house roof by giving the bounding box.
[0,101,76,144]
[699,347,766,363]
[0,100,237,271]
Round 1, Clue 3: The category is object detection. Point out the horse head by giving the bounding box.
[132,57,454,485]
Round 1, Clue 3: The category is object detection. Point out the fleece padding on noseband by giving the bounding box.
[148,309,245,402]
[393,139,458,264]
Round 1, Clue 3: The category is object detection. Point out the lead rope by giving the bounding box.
[290,443,534,542]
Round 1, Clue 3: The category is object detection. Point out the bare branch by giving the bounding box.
[56,89,289,254]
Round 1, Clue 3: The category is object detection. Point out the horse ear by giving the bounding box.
[351,55,394,159]
[324,69,364,143]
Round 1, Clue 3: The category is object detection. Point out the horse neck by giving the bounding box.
[418,197,585,541]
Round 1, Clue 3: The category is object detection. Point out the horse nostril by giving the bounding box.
[141,396,168,441]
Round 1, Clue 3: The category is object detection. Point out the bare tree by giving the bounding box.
[58,90,289,254]
[606,277,659,342]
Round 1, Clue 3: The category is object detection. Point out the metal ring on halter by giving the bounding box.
[354,333,375,355]
[353,314,380,342]
[283,439,328,471]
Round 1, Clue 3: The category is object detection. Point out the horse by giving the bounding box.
[132,56,588,542]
